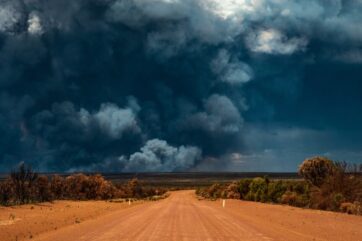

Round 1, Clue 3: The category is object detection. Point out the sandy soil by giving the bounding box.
[0,199,141,241]
[2,190,362,241]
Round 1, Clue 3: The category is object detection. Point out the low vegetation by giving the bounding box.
[196,156,362,215]
[0,163,166,206]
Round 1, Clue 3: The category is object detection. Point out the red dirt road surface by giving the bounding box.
[22,191,362,240]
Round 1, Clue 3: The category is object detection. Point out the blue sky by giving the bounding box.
[0,0,362,172]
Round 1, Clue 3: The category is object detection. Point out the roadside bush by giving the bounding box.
[195,157,361,216]
[280,191,309,207]
[238,179,252,199]
[50,175,66,199]
[267,181,287,203]
[113,178,167,199]
[208,183,225,199]
[225,181,240,199]
[305,160,362,211]
[35,176,52,202]
[339,202,362,215]
[0,165,165,206]
[196,178,309,206]
[64,174,88,200]
[63,174,117,200]
[298,156,336,187]
[246,177,269,202]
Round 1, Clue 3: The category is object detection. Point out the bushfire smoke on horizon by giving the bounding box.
[1,0,362,172]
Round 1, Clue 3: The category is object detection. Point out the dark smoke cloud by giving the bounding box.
[0,0,362,171]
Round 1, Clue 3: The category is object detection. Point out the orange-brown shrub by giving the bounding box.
[339,202,362,215]
[63,174,117,200]
[225,181,241,199]
[50,175,66,199]
[307,161,362,211]
[1,164,166,206]
[35,175,52,202]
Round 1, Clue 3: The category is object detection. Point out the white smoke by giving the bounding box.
[27,12,43,35]
[79,99,141,139]
[118,138,202,171]
[183,94,243,134]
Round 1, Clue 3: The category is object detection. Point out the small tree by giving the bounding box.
[10,163,38,204]
[298,156,336,187]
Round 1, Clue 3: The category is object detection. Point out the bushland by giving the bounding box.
[0,163,166,206]
[196,156,362,215]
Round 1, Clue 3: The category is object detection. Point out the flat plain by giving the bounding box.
[1,190,362,241]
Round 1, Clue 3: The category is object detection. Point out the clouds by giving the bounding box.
[0,0,361,171]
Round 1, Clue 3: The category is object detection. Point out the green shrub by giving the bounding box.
[267,181,287,203]
[247,177,268,202]
[238,179,252,199]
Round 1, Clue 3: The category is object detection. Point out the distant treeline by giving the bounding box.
[197,157,362,215]
[0,163,166,206]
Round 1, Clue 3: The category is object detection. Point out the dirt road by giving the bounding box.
[32,190,362,241]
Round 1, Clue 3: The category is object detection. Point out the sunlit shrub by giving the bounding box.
[246,177,268,202]
[340,202,361,215]
[267,181,287,203]
[298,156,336,187]
[225,181,240,199]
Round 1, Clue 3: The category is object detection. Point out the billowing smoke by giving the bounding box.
[118,139,201,172]
[0,0,362,171]
[211,49,253,85]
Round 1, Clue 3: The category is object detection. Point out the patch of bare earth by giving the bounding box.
[0,200,141,241]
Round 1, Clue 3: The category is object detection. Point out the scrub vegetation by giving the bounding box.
[0,163,166,206]
[196,157,362,215]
